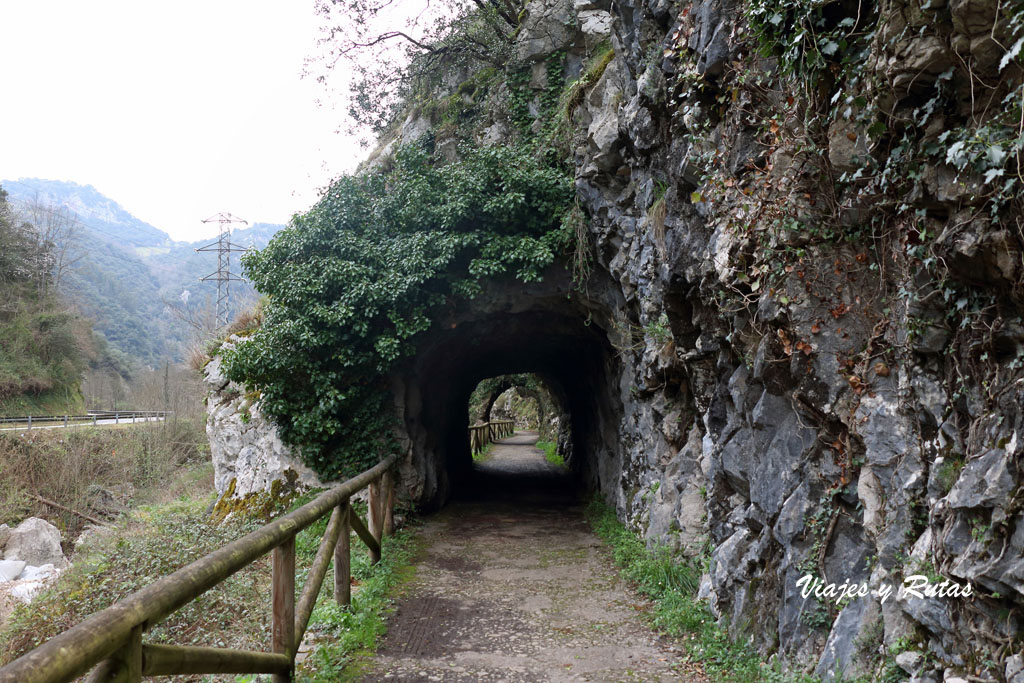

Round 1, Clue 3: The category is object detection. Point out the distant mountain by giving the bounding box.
[1,178,171,248]
[1,178,285,365]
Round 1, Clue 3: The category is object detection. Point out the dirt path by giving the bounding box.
[360,432,701,682]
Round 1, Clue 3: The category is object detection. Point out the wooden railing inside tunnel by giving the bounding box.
[468,419,515,455]
[0,454,400,683]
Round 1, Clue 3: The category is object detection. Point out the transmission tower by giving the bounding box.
[196,212,249,328]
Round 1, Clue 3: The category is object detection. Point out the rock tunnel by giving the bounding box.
[388,264,627,510]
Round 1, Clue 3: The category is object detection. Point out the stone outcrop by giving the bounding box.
[207,0,1024,678]
[203,343,334,497]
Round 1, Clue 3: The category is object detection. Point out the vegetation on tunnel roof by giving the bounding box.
[221,141,575,479]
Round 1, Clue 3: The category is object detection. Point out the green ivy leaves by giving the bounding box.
[222,142,572,479]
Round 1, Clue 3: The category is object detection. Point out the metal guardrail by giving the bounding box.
[0,454,399,683]
[0,411,172,429]
[468,419,515,455]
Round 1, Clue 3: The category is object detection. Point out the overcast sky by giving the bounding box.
[0,1,363,241]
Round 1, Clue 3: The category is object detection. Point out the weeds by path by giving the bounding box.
[584,498,818,683]
[297,517,417,682]
[535,440,565,468]
[471,441,495,463]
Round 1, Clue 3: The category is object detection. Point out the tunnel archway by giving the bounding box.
[469,373,562,443]
[388,266,626,509]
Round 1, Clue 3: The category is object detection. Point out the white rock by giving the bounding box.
[857,467,885,535]
[1004,653,1024,683]
[896,650,924,673]
[579,9,612,48]
[516,0,576,62]
[2,563,62,605]
[19,563,58,581]
[0,559,26,582]
[399,112,432,145]
[205,346,333,498]
[3,517,69,569]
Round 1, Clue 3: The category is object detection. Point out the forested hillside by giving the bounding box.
[0,186,89,415]
[1,179,282,365]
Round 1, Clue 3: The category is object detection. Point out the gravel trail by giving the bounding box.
[361,431,703,682]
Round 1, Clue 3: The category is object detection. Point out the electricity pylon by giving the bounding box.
[196,212,249,328]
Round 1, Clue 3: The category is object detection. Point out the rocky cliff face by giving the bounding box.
[572,0,1023,678]
[207,0,1024,679]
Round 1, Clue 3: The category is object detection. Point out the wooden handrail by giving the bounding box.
[468,419,515,455]
[0,454,399,683]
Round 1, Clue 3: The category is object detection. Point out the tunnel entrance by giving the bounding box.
[388,267,626,510]
[459,373,577,504]
[467,373,566,460]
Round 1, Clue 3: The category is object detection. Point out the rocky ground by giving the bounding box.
[359,432,702,682]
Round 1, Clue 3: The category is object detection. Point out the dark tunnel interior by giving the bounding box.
[406,308,622,504]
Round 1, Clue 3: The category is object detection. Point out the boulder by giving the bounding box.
[3,517,69,569]
[0,523,9,549]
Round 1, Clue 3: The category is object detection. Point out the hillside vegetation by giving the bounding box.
[0,186,89,415]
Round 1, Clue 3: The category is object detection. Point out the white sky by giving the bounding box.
[0,1,364,241]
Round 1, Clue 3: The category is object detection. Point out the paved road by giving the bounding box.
[359,431,702,682]
[0,416,165,432]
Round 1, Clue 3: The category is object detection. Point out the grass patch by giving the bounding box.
[0,486,275,668]
[558,42,615,125]
[472,441,495,463]
[536,440,565,468]
[297,515,417,681]
[584,498,816,683]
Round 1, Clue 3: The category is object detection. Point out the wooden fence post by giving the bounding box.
[367,481,383,564]
[334,502,351,607]
[382,471,395,537]
[272,538,295,683]
[86,623,142,683]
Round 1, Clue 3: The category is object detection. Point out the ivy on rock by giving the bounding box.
[222,142,573,479]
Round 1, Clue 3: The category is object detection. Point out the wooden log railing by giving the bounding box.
[0,454,399,683]
[468,419,515,455]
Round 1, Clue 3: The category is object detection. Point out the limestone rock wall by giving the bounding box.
[204,341,332,498]
[571,0,1024,679]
